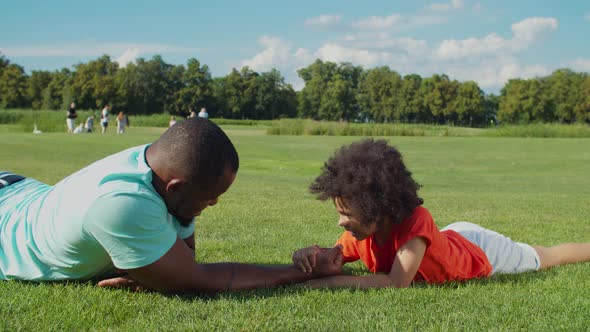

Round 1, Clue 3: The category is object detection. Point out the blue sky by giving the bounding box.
[1,0,589,93]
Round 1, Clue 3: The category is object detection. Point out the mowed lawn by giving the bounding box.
[0,125,589,331]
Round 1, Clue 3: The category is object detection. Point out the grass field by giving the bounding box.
[1,125,589,330]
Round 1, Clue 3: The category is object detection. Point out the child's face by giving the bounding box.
[334,197,378,241]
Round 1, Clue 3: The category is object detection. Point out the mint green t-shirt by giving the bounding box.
[0,144,194,281]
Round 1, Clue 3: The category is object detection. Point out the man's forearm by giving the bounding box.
[198,263,314,292]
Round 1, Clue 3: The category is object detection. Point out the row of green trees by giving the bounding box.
[0,54,298,119]
[1,54,589,125]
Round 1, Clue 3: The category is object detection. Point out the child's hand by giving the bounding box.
[292,245,322,274]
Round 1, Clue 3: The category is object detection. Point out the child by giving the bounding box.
[293,139,590,288]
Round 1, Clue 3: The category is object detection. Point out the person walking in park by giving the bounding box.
[100,103,110,134]
[292,139,590,289]
[66,102,77,134]
[0,118,342,294]
[116,111,129,134]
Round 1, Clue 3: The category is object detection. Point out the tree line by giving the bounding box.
[1,54,589,126]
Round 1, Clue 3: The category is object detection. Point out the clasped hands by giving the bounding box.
[292,244,344,276]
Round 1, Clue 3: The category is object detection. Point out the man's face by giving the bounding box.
[334,197,377,241]
[168,169,236,227]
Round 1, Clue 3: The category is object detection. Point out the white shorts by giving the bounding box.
[66,118,75,130]
[442,222,541,275]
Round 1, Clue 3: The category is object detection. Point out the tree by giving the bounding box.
[172,58,213,116]
[357,67,401,122]
[27,70,53,109]
[70,55,118,109]
[498,79,543,123]
[115,55,178,114]
[577,76,590,123]
[453,81,486,126]
[319,74,354,121]
[544,69,585,123]
[297,60,338,119]
[255,69,296,119]
[41,69,72,110]
[397,74,423,123]
[0,63,28,108]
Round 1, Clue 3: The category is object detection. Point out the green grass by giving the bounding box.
[0,109,270,132]
[0,126,589,330]
[267,118,590,138]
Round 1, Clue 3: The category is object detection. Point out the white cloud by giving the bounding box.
[351,15,403,29]
[240,17,559,92]
[2,43,199,68]
[239,36,313,89]
[444,57,550,88]
[343,33,430,56]
[240,36,310,72]
[511,17,558,44]
[570,58,590,71]
[350,14,448,31]
[427,0,464,12]
[434,17,558,60]
[304,15,341,29]
[115,48,141,67]
[1,43,198,58]
[435,33,506,60]
[314,43,391,67]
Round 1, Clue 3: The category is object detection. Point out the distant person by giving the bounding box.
[85,115,95,133]
[101,104,110,134]
[188,108,197,119]
[198,107,209,119]
[66,102,77,134]
[292,139,590,289]
[116,112,129,134]
[169,116,177,128]
[73,123,84,134]
[0,119,342,294]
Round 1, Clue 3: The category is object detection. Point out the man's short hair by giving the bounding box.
[153,118,239,190]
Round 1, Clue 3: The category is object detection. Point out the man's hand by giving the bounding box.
[98,274,146,292]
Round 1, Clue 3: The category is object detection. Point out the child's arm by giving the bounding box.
[306,236,427,289]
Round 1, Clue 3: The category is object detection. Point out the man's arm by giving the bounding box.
[99,237,342,294]
[183,232,195,256]
[306,236,427,289]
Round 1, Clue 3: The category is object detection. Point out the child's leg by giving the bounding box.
[444,221,541,275]
[533,243,590,270]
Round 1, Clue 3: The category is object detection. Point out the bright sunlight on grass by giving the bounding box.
[0,126,589,330]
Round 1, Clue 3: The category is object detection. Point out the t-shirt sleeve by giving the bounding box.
[84,193,177,270]
[397,207,436,250]
[175,219,195,240]
[335,232,360,263]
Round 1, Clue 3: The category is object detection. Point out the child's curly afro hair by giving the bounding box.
[310,139,423,226]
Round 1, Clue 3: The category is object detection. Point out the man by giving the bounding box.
[0,118,342,293]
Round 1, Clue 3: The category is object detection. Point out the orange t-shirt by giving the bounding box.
[335,206,492,284]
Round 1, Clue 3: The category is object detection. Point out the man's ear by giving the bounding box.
[165,178,188,194]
